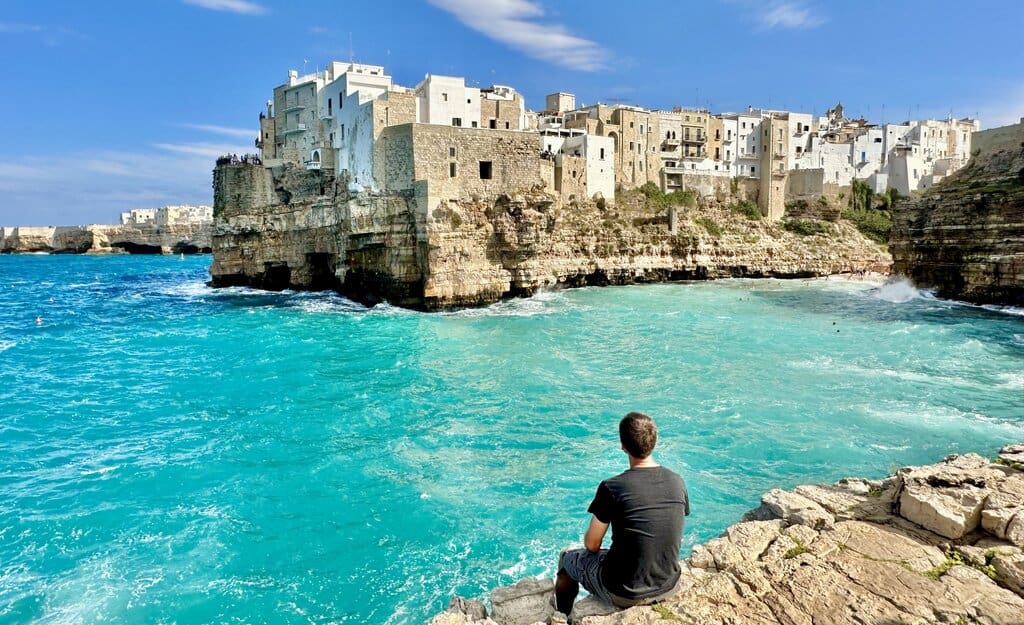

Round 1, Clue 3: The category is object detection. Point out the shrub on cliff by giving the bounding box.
[695,217,723,237]
[639,182,697,212]
[841,207,891,244]
[783,219,831,236]
[731,199,761,220]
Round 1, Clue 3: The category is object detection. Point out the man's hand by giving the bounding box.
[583,515,609,552]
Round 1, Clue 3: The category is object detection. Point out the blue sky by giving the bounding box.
[1,0,1022,225]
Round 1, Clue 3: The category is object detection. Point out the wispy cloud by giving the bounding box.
[177,123,258,140]
[757,2,823,29]
[0,142,250,226]
[182,0,268,16]
[0,21,88,45]
[154,141,252,159]
[427,0,606,72]
[725,1,825,31]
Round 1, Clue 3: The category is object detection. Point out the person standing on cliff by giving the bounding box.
[555,412,690,617]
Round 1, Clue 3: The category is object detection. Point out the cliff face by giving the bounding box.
[430,444,1024,625]
[891,122,1024,305]
[0,224,211,254]
[211,162,890,310]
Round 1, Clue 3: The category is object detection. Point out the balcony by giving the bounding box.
[283,123,307,135]
[304,160,322,171]
[284,102,307,113]
[682,135,706,144]
[661,137,680,148]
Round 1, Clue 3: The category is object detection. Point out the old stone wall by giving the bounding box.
[213,163,276,217]
[555,155,588,201]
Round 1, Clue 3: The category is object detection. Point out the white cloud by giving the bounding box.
[724,1,825,31]
[0,22,87,45]
[427,0,606,72]
[0,143,250,226]
[182,0,268,15]
[0,22,45,34]
[177,123,259,139]
[756,2,823,29]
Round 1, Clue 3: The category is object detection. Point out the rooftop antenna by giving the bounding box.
[303,58,309,74]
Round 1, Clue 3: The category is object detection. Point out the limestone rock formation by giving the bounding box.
[430,443,1024,625]
[210,162,890,310]
[0,224,211,254]
[891,120,1024,305]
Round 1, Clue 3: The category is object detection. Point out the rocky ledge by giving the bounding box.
[0,223,212,255]
[431,444,1024,625]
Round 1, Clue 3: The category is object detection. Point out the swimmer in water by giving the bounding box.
[35,316,42,325]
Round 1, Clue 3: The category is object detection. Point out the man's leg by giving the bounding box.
[555,568,579,615]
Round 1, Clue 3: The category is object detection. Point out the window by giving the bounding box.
[442,93,448,102]
[796,146,802,154]
[467,99,472,104]
[803,124,809,132]
[715,129,720,140]
[861,151,866,163]
[449,147,456,157]
[472,121,478,128]
[328,98,333,115]
[715,147,720,159]
[339,124,345,140]
[777,128,783,139]
[778,163,784,172]
[640,125,644,134]
[489,119,497,129]
[450,163,457,178]
[452,117,462,127]
[599,148,605,159]
[479,161,492,179]
[742,122,747,129]
[751,166,756,175]
[777,142,782,153]
[629,141,634,151]
[505,122,510,129]
[339,93,344,108]
[630,121,634,128]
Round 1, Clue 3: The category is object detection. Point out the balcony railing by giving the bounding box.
[305,160,322,171]
[682,135,706,144]
[284,102,307,113]
[283,123,307,135]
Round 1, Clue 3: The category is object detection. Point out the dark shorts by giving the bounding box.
[559,548,681,609]
[559,548,618,606]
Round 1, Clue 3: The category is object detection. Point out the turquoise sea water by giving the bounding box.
[1,255,1022,624]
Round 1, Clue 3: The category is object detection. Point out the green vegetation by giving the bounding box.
[842,206,891,244]
[695,216,723,237]
[730,199,761,220]
[783,538,811,559]
[783,219,831,236]
[923,552,963,580]
[638,182,697,211]
[652,604,692,624]
[867,486,885,498]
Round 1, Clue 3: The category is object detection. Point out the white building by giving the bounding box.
[415,74,481,128]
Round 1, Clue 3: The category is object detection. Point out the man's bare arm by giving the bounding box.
[583,515,609,552]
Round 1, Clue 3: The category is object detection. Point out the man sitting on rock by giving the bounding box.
[555,412,690,617]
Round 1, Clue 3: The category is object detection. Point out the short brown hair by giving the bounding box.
[619,412,657,458]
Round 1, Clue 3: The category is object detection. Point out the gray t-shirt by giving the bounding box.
[587,466,690,599]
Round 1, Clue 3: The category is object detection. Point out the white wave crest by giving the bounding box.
[0,341,15,352]
[871,278,930,303]
[997,372,1024,390]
